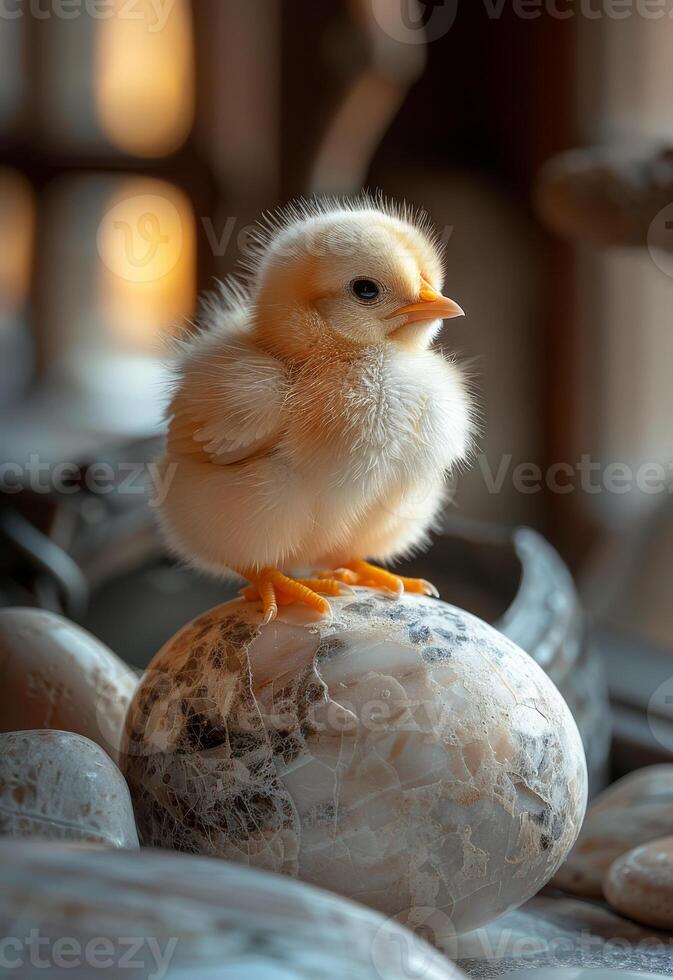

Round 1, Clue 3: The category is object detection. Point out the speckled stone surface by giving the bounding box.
[122,590,587,937]
[553,765,673,898]
[0,842,466,979]
[604,835,673,930]
[0,607,138,764]
[0,730,138,847]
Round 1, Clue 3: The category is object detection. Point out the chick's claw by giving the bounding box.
[398,575,440,598]
[319,568,359,586]
[293,577,355,597]
[258,577,278,625]
[328,560,440,599]
[239,568,336,623]
[346,560,403,597]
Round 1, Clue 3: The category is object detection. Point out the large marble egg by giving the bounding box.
[122,590,587,937]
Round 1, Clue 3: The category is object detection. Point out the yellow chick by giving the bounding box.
[159,197,473,622]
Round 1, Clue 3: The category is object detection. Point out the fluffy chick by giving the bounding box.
[158,196,473,622]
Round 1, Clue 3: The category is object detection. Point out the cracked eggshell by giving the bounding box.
[0,607,138,764]
[122,590,587,937]
[0,730,138,847]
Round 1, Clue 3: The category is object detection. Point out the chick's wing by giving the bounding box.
[167,338,288,465]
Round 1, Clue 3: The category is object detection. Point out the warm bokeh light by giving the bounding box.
[0,169,35,317]
[98,177,196,353]
[95,0,195,158]
[36,174,196,434]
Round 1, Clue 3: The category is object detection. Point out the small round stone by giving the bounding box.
[0,607,138,764]
[0,730,138,848]
[604,836,673,930]
[554,765,673,898]
[122,589,587,937]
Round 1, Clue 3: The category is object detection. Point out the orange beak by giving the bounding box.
[385,278,465,327]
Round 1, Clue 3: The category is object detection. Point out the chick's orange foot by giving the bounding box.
[239,568,352,624]
[321,560,439,599]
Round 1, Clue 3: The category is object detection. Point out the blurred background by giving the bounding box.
[2,0,673,773]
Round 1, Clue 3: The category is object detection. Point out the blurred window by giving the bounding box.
[0,0,197,441]
[96,0,195,158]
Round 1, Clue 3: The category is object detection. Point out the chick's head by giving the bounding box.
[249,204,464,358]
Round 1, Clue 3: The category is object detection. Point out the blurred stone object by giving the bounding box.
[0,730,138,847]
[604,835,673,931]
[0,607,138,764]
[582,493,673,654]
[122,589,587,939]
[553,765,673,899]
[535,144,673,249]
[0,428,165,618]
[0,841,466,980]
[454,892,673,977]
[308,0,426,195]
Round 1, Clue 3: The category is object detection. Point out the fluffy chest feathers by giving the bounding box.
[284,346,471,484]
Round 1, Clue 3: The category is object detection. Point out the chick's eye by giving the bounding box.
[350,278,381,303]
